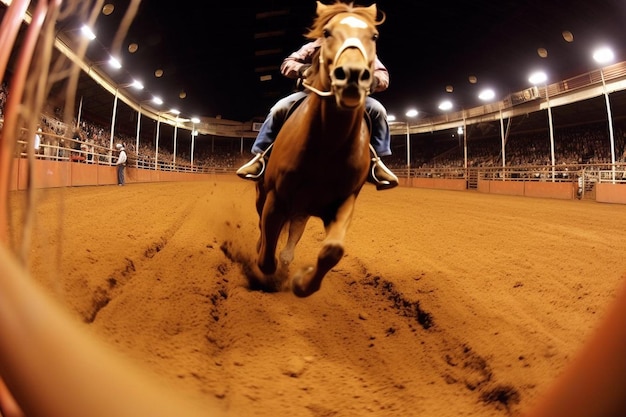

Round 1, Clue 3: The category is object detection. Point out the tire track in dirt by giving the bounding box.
[83,194,200,324]
[349,257,522,413]
[218,231,521,416]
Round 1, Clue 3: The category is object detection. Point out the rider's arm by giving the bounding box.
[372,57,389,93]
[280,39,322,79]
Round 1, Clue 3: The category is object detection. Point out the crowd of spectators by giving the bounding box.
[0,82,7,119]
[2,80,626,175]
[386,120,626,171]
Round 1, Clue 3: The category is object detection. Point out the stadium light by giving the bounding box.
[478,88,495,101]
[80,25,96,40]
[593,46,615,64]
[438,100,453,111]
[129,79,144,90]
[528,71,547,85]
[108,56,121,69]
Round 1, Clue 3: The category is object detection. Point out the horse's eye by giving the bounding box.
[372,33,379,42]
[323,29,331,38]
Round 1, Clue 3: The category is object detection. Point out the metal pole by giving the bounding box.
[463,118,468,170]
[173,118,178,169]
[135,106,141,168]
[76,96,83,129]
[406,122,410,178]
[600,69,616,182]
[154,115,161,170]
[191,125,196,169]
[545,85,556,182]
[109,89,118,164]
[499,111,505,169]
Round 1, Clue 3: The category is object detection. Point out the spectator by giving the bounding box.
[34,127,42,153]
[115,143,127,186]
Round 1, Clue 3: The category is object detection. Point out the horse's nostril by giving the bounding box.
[334,67,369,85]
[334,67,347,81]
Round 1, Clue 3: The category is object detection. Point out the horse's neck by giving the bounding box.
[307,93,365,138]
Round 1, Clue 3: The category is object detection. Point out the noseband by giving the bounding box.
[302,36,373,98]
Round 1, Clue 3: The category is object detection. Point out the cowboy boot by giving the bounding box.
[369,157,399,190]
[236,153,266,180]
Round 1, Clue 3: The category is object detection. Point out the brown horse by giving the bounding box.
[252,1,384,297]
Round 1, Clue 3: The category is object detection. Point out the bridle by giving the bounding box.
[302,35,373,98]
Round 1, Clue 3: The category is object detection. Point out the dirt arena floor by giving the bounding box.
[8,176,626,417]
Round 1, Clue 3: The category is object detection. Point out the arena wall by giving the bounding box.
[401,177,467,191]
[596,183,626,204]
[9,158,213,191]
[9,158,626,204]
[477,179,575,200]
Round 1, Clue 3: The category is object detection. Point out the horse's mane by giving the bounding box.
[308,47,322,78]
[304,1,385,40]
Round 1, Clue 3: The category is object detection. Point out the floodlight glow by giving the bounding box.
[528,71,547,85]
[130,80,144,90]
[108,56,121,69]
[438,100,453,111]
[593,47,615,64]
[406,109,418,118]
[478,88,495,101]
[191,117,201,124]
[152,96,163,105]
[80,25,96,40]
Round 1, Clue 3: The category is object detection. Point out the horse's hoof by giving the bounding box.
[291,266,317,298]
[246,266,288,293]
[258,258,277,275]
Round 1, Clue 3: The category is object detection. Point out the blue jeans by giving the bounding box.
[251,91,391,157]
[117,164,125,185]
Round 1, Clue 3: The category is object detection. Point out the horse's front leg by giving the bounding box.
[257,191,284,275]
[279,215,309,266]
[291,195,357,297]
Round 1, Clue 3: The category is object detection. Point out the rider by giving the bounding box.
[236,38,399,191]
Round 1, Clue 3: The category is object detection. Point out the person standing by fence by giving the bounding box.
[115,143,127,186]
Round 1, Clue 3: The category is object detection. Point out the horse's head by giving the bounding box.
[305,1,384,109]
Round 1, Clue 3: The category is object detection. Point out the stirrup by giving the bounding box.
[369,157,398,191]
[236,154,266,180]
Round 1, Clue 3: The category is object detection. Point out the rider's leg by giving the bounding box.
[237,92,307,180]
[365,97,398,190]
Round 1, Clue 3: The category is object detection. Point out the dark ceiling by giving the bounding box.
[4,0,626,136]
[65,1,626,120]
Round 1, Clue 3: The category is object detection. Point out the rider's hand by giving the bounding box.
[298,64,312,78]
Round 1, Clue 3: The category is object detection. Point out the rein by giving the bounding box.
[302,79,333,97]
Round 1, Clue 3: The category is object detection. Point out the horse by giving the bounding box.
[251,1,384,298]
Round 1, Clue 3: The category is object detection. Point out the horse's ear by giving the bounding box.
[364,3,378,19]
[316,1,327,16]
